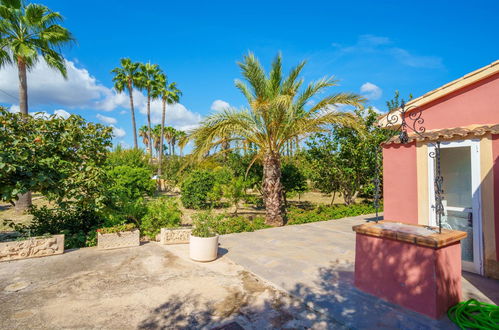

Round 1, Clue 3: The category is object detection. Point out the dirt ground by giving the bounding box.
[0,242,333,329]
[0,191,345,230]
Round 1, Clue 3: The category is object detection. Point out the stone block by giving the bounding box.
[0,235,64,262]
[160,228,192,245]
[97,229,140,250]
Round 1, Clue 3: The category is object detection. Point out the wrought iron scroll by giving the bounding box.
[374,100,444,233]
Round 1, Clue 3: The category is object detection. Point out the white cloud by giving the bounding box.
[0,59,130,111]
[54,109,71,119]
[96,113,117,125]
[360,82,382,100]
[139,101,203,132]
[210,99,230,112]
[111,126,126,138]
[119,110,127,115]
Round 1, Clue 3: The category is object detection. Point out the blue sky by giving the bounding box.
[1,0,498,148]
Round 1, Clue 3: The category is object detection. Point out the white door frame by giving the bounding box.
[427,139,483,275]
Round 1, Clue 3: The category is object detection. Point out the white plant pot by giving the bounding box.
[189,235,219,262]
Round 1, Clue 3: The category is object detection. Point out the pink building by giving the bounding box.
[380,60,499,279]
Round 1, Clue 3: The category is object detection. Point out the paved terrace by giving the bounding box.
[220,215,499,329]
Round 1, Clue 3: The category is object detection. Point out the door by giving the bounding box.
[428,140,483,274]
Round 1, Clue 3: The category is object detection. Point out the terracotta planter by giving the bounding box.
[189,235,219,262]
[0,234,64,262]
[160,228,192,245]
[97,229,140,250]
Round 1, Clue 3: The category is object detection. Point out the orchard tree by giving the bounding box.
[0,108,113,208]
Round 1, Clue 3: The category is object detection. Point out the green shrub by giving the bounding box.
[180,170,215,209]
[191,211,219,237]
[210,215,268,235]
[287,203,380,225]
[107,165,156,201]
[141,198,182,238]
[282,162,308,199]
[107,146,151,169]
[27,204,105,248]
[97,223,136,234]
[104,198,148,228]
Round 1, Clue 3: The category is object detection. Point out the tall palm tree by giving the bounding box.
[111,58,140,149]
[188,52,365,226]
[153,75,182,176]
[0,0,74,210]
[138,125,150,151]
[163,126,177,156]
[137,62,162,159]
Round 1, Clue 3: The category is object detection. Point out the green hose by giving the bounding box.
[447,299,499,329]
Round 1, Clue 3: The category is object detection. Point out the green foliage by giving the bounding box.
[180,170,215,209]
[141,198,182,238]
[0,108,113,208]
[106,165,156,201]
[27,204,105,248]
[107,146,151,169]
[281,162,308,199]
[103,198,148,228]
[97,223,136,234]
[191,211,219,237]
[287,203,379,225]
[306,107,390,205]
[223,177,246,214]
[210,215,268,235]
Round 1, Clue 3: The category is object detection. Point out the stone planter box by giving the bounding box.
[352,221,467,319]
[160,228,192,245]
[97,229,140,250]
[0,234,64,262]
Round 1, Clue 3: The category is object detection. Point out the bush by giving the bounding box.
[27,204,105,248]
[104,198,148,228]
[287,203,379,225]
[210,215,268,235]
[107,165,156,201]
[191,211,219,237]
[282,162,308,199]
[141,198,182,238]
[97,223,136,234]
[107,146,151,169]
[180,170,215,209]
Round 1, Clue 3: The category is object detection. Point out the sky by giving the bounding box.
[1,0,498,148]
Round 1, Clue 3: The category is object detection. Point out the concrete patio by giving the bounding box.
[220,214,499,329]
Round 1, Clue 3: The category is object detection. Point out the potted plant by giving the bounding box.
[97,223,140,250]
[189,212,219,262]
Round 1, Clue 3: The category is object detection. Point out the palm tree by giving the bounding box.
[153,74,182,176]
[0,0,74,210]
[188,52,365,226]
[163,126,177,156]
[151,125,162,156]
[137,62,162,159]
[138,125,150,151]
[111,58,140,149]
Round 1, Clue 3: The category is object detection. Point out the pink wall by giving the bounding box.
[383,142,418,224]
[354,233,462,319]
[493,134,499,261]
[408,72,499,130]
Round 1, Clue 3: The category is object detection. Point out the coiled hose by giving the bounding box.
[447,299,499,329]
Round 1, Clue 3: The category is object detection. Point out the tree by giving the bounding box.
[176,130,187,156]
[306,107,390,205]
[137,62,162,159]
[163,126,177,156]
[153,74,181,176]
[111,58,141,149]
[223,177,246,215]
[188,52,364,226]
[386,90,413,111]
[138,125,150,151]
[0,108,113,207]
[0,0,74,209]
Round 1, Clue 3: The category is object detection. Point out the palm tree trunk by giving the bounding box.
[262,152,285,226]
[127,83,138,149]
[158,99,166,177]
[146,89,153,160]
[16,58,32,210]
